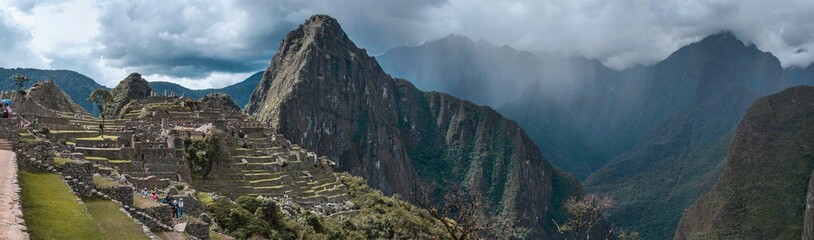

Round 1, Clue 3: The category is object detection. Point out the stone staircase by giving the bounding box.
[0,139,11,150]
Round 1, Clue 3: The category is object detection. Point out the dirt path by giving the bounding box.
[0,148,29,240]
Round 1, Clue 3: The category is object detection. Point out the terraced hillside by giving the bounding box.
[115,95,350,207]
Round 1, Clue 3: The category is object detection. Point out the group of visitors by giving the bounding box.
[140,188,184,220]
[1,102,13,118]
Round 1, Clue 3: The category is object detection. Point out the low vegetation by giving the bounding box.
[202,173,444,240]
[183,131,227,179]
[83,198,150,240]
[20,171,106,239]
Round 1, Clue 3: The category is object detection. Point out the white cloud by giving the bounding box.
[0,3,49,69]
[2,0,814,89]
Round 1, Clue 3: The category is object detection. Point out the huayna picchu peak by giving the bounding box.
[246,14,591,238]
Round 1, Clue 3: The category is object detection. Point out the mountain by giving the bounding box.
[0,68,105,115]
[379,34,622,179]
[583,32,795,239]
[25,80,90,115]
[246,15,590,238]
[201,93,241,113]
[787,65,814,86]
[107,72,153,117]
[674,86,814,239]
[148,71,263,107]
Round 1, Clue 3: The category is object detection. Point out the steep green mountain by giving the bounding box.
[0,68,105,115]
[378,34,622,179]
[148,71,263,107]
[583,33,795,239]
[674,86,814,240]
[246,15,592,238]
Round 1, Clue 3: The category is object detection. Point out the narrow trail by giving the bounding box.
[0,140,28,240]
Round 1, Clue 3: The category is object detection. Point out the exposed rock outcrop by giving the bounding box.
[108,72,152,118]
[675,86,814,239]
[246,14,583,238]
[25,80,90,115]
[201,93,240,113]
[804,170,814,240]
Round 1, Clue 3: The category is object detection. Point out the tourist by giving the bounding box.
[163,194,173,204]
[150,192,158,201]
[5,104,13,119]
[177,198,184,219]
[170,200,177,219]
[1,103,7,118]
[141,188,148,196]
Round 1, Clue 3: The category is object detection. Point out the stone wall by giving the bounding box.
[98,185,134,206]
[184,217,211,240]
[75,147,122,160]
[62,162,94,183]
[0,118,21,141]
[126,175,171,191]
[15,140,55,172]
[75,139,119,148]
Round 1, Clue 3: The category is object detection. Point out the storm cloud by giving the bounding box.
[1,0,814,88]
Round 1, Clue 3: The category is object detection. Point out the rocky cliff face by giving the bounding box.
[108,72,152,118]
[201,93,241,113]
[246,15,583,238]
[26,80,89,115]
[805,171,814,240]
[674,86,814,239]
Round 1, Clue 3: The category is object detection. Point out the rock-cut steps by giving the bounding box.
[194,141,350,206]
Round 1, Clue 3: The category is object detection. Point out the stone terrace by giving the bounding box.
[33,95,350,208]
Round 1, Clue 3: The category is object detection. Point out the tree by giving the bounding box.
[553,194,638,240]
[10,73,28,93]
[88,89,113,138]
[183,130,226,178]
[413,181,528,240]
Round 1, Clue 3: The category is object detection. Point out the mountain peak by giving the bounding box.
[696,31,747,48]
[107,72,153,117]
[276,14,362,57]
[303,14,340,29]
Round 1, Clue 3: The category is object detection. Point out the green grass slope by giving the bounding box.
[84,198,150,240]
[20,171,106,240]
[674,86,814,240]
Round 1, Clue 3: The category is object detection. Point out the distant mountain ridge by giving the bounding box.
[148,71,263,107]
[379,31,814,239]
[0,67,105,115]
[0,68,263,114]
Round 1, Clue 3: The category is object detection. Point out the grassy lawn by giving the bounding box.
[76,135,119,141]
[83,198,150,240]
[133,195,162,208]
[19,137,46,144]
[53,157,81,166]
[109,159,132,164]
[50,130,99,134]
[93,175,126,188]
[85,156,109,161]
[20,171,106,240]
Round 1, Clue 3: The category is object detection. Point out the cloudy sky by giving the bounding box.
[1,0,813,89]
